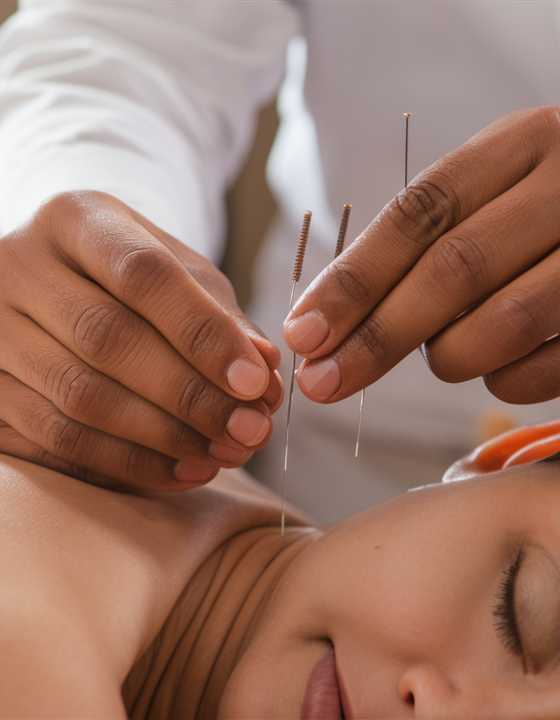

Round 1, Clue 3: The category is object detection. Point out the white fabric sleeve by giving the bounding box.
[0,1,299,261]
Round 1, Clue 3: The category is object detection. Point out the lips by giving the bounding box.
[300,651,343,720]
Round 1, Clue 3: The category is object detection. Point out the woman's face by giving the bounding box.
[218,423,560,719]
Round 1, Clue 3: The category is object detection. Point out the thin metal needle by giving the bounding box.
[281,210,312,536]
[404,112,412,187]
[355,386,365,458]
[355,113,412,458]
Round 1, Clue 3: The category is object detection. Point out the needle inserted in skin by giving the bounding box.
[355,113,412,458]
[281,210,311,536]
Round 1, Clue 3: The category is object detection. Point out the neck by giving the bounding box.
[123,525,318,719]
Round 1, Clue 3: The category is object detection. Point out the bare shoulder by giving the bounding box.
[0,454,308,551]
[0,456,308,717]
[0,457,308,621]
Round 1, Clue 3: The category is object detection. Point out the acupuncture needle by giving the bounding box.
[355,112,412,457]
[334,204,352,260]
[281,210,312,536]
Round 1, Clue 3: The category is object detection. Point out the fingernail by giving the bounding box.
[210,441,252,464]
[227,407,270,447]
[285,309,330,353]
[227,358,268,396]
[174,461,216,483]
[298,357,341,400]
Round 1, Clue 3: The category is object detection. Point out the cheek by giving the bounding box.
[326,519,500,662]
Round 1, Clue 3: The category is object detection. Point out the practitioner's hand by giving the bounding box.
[284,106,560,406]
[0,191,283,490]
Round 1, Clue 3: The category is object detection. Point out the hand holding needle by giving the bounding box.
[280,205,352,534]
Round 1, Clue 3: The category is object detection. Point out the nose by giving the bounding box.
[398,665,457,719]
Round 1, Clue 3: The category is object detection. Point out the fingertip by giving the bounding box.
[209,441,253,465]
[263,369,284,414]
[226,407,271,447]
[173,461,218,484]
[284,309,330,355]
[227,357,269,398]
[249,333,281,371]
[297,356,341,402]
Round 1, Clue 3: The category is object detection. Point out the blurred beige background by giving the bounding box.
[222,102,278,310]
[0,0,277,310]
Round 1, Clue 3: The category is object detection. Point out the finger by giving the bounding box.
[131,208,282,372]
[295,129,560,402]
[483,336,560,405]
[247,333,282,372]
[0,420,163,490]
[7,266,273,451]
[43,191,270,400]
[423,246,560,386]
[1,310,260,473]
[284,107,559,360]
[0,420,123,487]
[262,370,284,414]
[0,371,219,491]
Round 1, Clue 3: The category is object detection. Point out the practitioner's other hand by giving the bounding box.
[0,191,282,490]
[284,106,560,406]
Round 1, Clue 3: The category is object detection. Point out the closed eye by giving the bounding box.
[493,549,524,658]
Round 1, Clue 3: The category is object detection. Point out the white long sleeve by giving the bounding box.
[0,0,299,261]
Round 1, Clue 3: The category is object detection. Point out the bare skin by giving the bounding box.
[284,106,560,408]
[0,455,310,719]
[0,191,283,491]
[5,421,560,718]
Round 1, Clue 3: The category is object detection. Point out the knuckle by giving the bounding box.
[36,191,80,222]
[116,244,175,301]
[165,419,203,458]
[39,189,104,219]
[429,234,489,296]
[43,410,84,461]
[177,375,212,421]
[35,191,91,238]
[531,105,560,153]
[179,315,225,359]
[353,314,394,365]
[330,261,374,306]
[493,292,551,350]
[124,443,148,479]
[49,360,102,418]
[71,302,140,366]
[390,173,461,246]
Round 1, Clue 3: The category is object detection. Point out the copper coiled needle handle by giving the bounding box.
[334,204,352,260]
[281,210,311,536]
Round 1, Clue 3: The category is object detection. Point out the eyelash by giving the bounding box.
[493,549,524,657]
